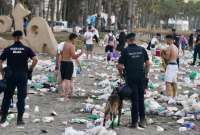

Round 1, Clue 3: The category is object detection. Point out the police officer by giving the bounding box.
[117,33,150,128]
[0,30,38,125]
[191,30,200,66]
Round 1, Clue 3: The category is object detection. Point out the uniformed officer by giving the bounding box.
[191,32,200,66]
[0,30,38,125]
[117,33,150,128]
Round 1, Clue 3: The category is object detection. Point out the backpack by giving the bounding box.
[108,34,115,46]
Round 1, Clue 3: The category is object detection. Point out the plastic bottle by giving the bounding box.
[182,122,195,129]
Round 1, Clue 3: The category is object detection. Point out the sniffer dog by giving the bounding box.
[103,78,149,129]
[103,86,123,129]
[103,82,134,129]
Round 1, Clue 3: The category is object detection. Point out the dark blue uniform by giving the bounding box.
[0,41,35,117]
[119,44,149,124]
[192,35,200,65]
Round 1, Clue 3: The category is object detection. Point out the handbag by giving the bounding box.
[118,83,132,100]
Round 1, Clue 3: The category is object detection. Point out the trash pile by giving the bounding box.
[0,47,199,134]
[62,126,117,135]
[29,59,57,93]
[67,49,200,133]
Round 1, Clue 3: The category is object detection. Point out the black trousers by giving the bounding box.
[1,72,27,116]
[127,78,145,124]
[193,45,200,64]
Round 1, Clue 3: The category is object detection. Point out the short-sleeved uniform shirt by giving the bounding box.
[0,41,36,72]
[118,44,149,80]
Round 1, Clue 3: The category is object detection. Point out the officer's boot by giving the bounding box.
[0,113,7,124]
[17,113,25,125]
[139,118,147,128]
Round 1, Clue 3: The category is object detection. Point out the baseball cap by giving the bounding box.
[12,30,23,37]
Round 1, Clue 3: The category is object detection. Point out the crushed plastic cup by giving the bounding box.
[156,126,164,132]
[47,73,56,83]
[7,114,15,122]
[42,117,54,123]
[177,119,184,124]
[87,114,100,121]
[86,121,95,129]
[32,82,44,89]
[62,121,68,126]
[23,113,30,119]
[70,118,88,124]
[62,127,85,135]
[34,106,39,113]
[33,119,41,123]
[179,127,188,132]
[182,121,195,129]
[189,71,198,80]
[51,111,57,116]
[105,120,112,129]
[147,118,154,125]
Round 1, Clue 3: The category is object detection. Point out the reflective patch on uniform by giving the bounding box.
[128,51,142,58]
[13,51,22,54]
[10,48,25,51]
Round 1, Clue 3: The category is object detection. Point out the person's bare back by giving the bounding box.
[61,42,74,61]
[169,44,178,62]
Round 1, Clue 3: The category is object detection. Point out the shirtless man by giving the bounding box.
[163,35,179,97]
[59,33,83,101]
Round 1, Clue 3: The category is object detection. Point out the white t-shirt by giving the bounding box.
[151,37,159,45]
[57,42,65,54]
[84,31,94,45]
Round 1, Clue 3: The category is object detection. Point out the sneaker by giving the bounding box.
[139,119,147,128]
[128,123,138,128]
[17,120,25,126]
[17,115,25,126]
[0,115,7,124]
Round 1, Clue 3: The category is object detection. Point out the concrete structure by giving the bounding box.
[0,16,12,33]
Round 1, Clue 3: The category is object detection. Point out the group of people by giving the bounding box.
[0,27,199,130]
[148,29,200,66]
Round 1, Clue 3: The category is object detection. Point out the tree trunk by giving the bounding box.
[50,0,56,30]
[15,0,20,5]
[107,0,112,30]
[60,0,65,20]
[127,0,133,32]
[63,0,67,21]
[56,0,60,20]
[38,0,44,17]
[79,0,84,27]
[96,0,102,31]
[46,0,51,20]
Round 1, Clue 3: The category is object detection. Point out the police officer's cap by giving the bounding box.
[12,30,23,37]
[126,33,136,40]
